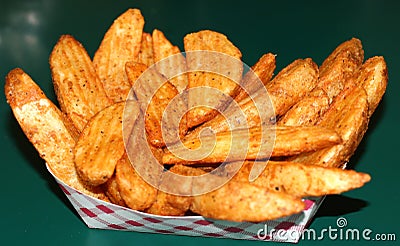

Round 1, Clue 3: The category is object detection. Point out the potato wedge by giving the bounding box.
[232,161,371,197]
[278,89,330,126]
[145,190,186,216]
[124,108,165,188]
[184,30,243,128]
[317,38,364,99]
[138,32,154,67]
[234,53,276,102]
[126,61,187,147]
[267,58,319,117]
[49,35,112,132]
[103,174,126,206]
[93,8,144,102]
[74,101,140,186]
[5,68,107,200]
[291,86,368,167]
[152,29,188,93]
[184,58,319,141]
[357,56,388,117]
[163,125,341,165]
[162,165,206,212]
[191,180,305,222]
[146,165,206,216]
[115,154,158,211]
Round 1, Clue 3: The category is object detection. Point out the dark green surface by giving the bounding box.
[1,0,399,245]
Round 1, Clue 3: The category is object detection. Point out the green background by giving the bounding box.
[1,0,399,245]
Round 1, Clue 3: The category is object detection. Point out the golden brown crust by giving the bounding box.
[291,86,369,167]
[317,38,364,99]
[103,174,127,206]
[184,58,319,141]
[235,53,276,102]
[184,30,243,128]
[267,58,319,117]
[145,191,186,216]
[49,34,112,132]
[278,89,330,126]
[5,68,107,200]
[125,62,187,147]
[191,181,305,222]
[138,32,154,67]
[233,161,371,197]
[357,56,388,117]
[115,154,158,211]
[93,8,145,102]
[152,29,188,93]
[74,102,140,186]
[163,125,341,165]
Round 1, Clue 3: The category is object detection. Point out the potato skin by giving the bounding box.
[291,86,369,167]
[232,161,371,197]
[115,155,158,211]
[191,181,305,222]
[317,38,364,99]
[5,68,107,200]
[50,35,112,132]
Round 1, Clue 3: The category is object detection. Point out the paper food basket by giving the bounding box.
[46,164,324,243]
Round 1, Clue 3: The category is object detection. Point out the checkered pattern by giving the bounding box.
[50,166,323,243]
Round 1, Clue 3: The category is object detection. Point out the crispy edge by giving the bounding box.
[152,29,188,93]
[93,8,145,102]
[163,126,341,165]
[235,53,276,102]
[357,56,388,117]
[191,180,305,222]
[126,61,187,147]
[233,161,371,197]
[278,90,330,126]
[267,58,319,117]
[115,154,158,211]
[290,86,369,167]
[138,32,154,67]
[49,34,112,132]
[184,30,243,128]
[317,37,364,99]
[74,102,130,186]
[103,173,127,206]
[184,57,319,141]
[5,68,107,200]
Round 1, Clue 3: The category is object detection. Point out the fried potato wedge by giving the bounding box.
[138,32,154,67]
[103,174,126,206]
[162,165,206,212]
[163,125,341,165]
[184,58,319,141]
[5,68,107,200]
[278,39,365,127]
[126,62,187,147]
[93,8,144,102]
[235,53,276,102]
[115,154,158,211]
[357,56,388,117]
[184,30,243,128]
[75,101,140,186]
[152,29,188,93]
[291,86,368,167]
[267,58,319,117]
[49,35,112,132]
[317,38,364,99]
[278,89,330,126]
[232,161,371,197]
[145,190,186,216]
[191,180,305,222]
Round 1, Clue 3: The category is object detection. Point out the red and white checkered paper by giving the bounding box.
[47,164,324,243]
